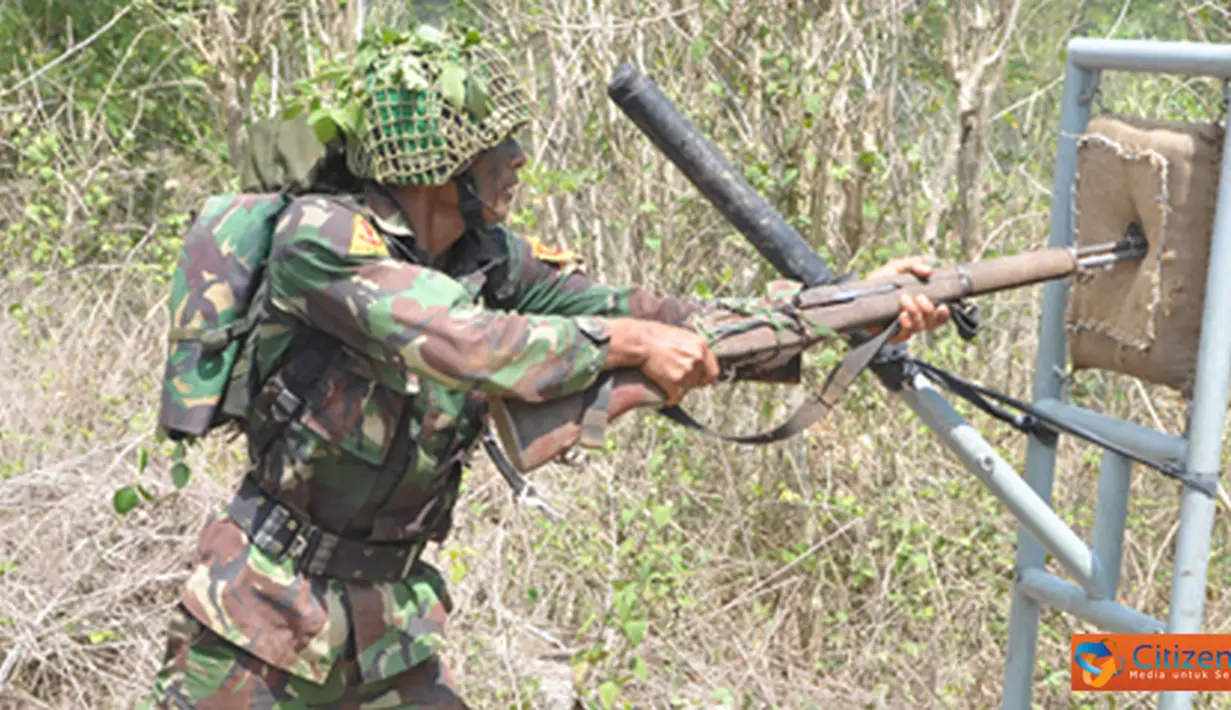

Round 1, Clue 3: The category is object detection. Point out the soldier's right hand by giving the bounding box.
[606,319,719,406]
[640,322,720,406]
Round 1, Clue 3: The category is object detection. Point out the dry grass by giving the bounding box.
[0,270,222,708]
[4,0,1231,709]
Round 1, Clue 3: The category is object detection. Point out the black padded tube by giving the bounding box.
[606,63,838,287]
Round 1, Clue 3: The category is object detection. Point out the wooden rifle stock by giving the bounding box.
[488,244,1133,473]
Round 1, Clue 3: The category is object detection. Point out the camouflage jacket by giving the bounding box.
[179,183,701,686]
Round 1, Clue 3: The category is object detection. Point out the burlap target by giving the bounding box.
[1065,115,1225,396]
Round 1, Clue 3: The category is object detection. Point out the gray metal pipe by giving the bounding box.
[1032,398,1188,464]
[1018,569,1165,634]
[1091,451,1133,601]
[900,373,1102,593]
[1157,105,1231,710]
[1069,38,1231,77]
[1000,55,1096,710]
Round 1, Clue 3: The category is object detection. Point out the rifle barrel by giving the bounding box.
[1073,234,1149,269]
[709,242,1147,367]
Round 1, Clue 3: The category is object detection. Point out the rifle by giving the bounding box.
[488,236,1148,473]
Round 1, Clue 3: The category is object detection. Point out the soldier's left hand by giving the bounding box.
[864,256,951,344]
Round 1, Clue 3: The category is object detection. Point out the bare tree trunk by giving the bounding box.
[940,0,1023,258]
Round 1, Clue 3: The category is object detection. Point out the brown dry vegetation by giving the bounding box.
[3,1,1231,709]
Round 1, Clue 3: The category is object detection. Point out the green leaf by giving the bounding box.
[622,619,647,646]
[137,447,148,474]
[464,28,482,46]
[614,586,636,621]
[398,59,428,90]
[466,74,491,121]
[331,103,364,137]
[315,68,349,84]
[415,24,445,47]
[112,486,141,515]
[690,37,708,62]
[171,463,191,489]
[312,116,339,146]
[630,655,649,682]
[87,629,116,644]
[356,47,380,71]
[651,504,672,529]
[439,64,467,110]
[599,681,619,709]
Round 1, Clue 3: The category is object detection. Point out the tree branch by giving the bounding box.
[0,3,135,100]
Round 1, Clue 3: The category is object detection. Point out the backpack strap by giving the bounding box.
[167,299,267,352]
[247,326,343,458]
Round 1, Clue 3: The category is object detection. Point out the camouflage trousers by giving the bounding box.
[141,605,469,709]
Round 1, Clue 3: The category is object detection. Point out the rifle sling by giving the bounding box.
[903,357,1220,498]
[480,425,562,519]
[658,322,900,444]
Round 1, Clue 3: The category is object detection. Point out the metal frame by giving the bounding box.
[895,38,1231,709]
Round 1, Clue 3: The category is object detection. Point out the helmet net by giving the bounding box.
[346,45,532,186]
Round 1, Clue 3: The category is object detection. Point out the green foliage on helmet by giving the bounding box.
[284,23,532,187]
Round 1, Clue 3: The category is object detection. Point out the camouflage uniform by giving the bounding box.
[145,179,702,708]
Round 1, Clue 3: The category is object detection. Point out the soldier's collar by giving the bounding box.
[361,183,417,239]
[360,182,506,272]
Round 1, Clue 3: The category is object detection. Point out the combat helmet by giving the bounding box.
[335,24,532,190]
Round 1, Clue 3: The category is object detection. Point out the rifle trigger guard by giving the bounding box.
[951,300,981,341]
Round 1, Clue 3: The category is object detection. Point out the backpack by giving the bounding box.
[157,116,353,445]
[156,192,290,443]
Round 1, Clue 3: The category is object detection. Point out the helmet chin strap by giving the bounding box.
[454,169,488,233]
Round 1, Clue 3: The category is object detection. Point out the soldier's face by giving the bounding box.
[469,137,526,224]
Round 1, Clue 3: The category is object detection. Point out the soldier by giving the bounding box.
[144,26,948,709]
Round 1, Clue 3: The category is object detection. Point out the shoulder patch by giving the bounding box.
[349,214,389,257]
[527,236,581,268]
